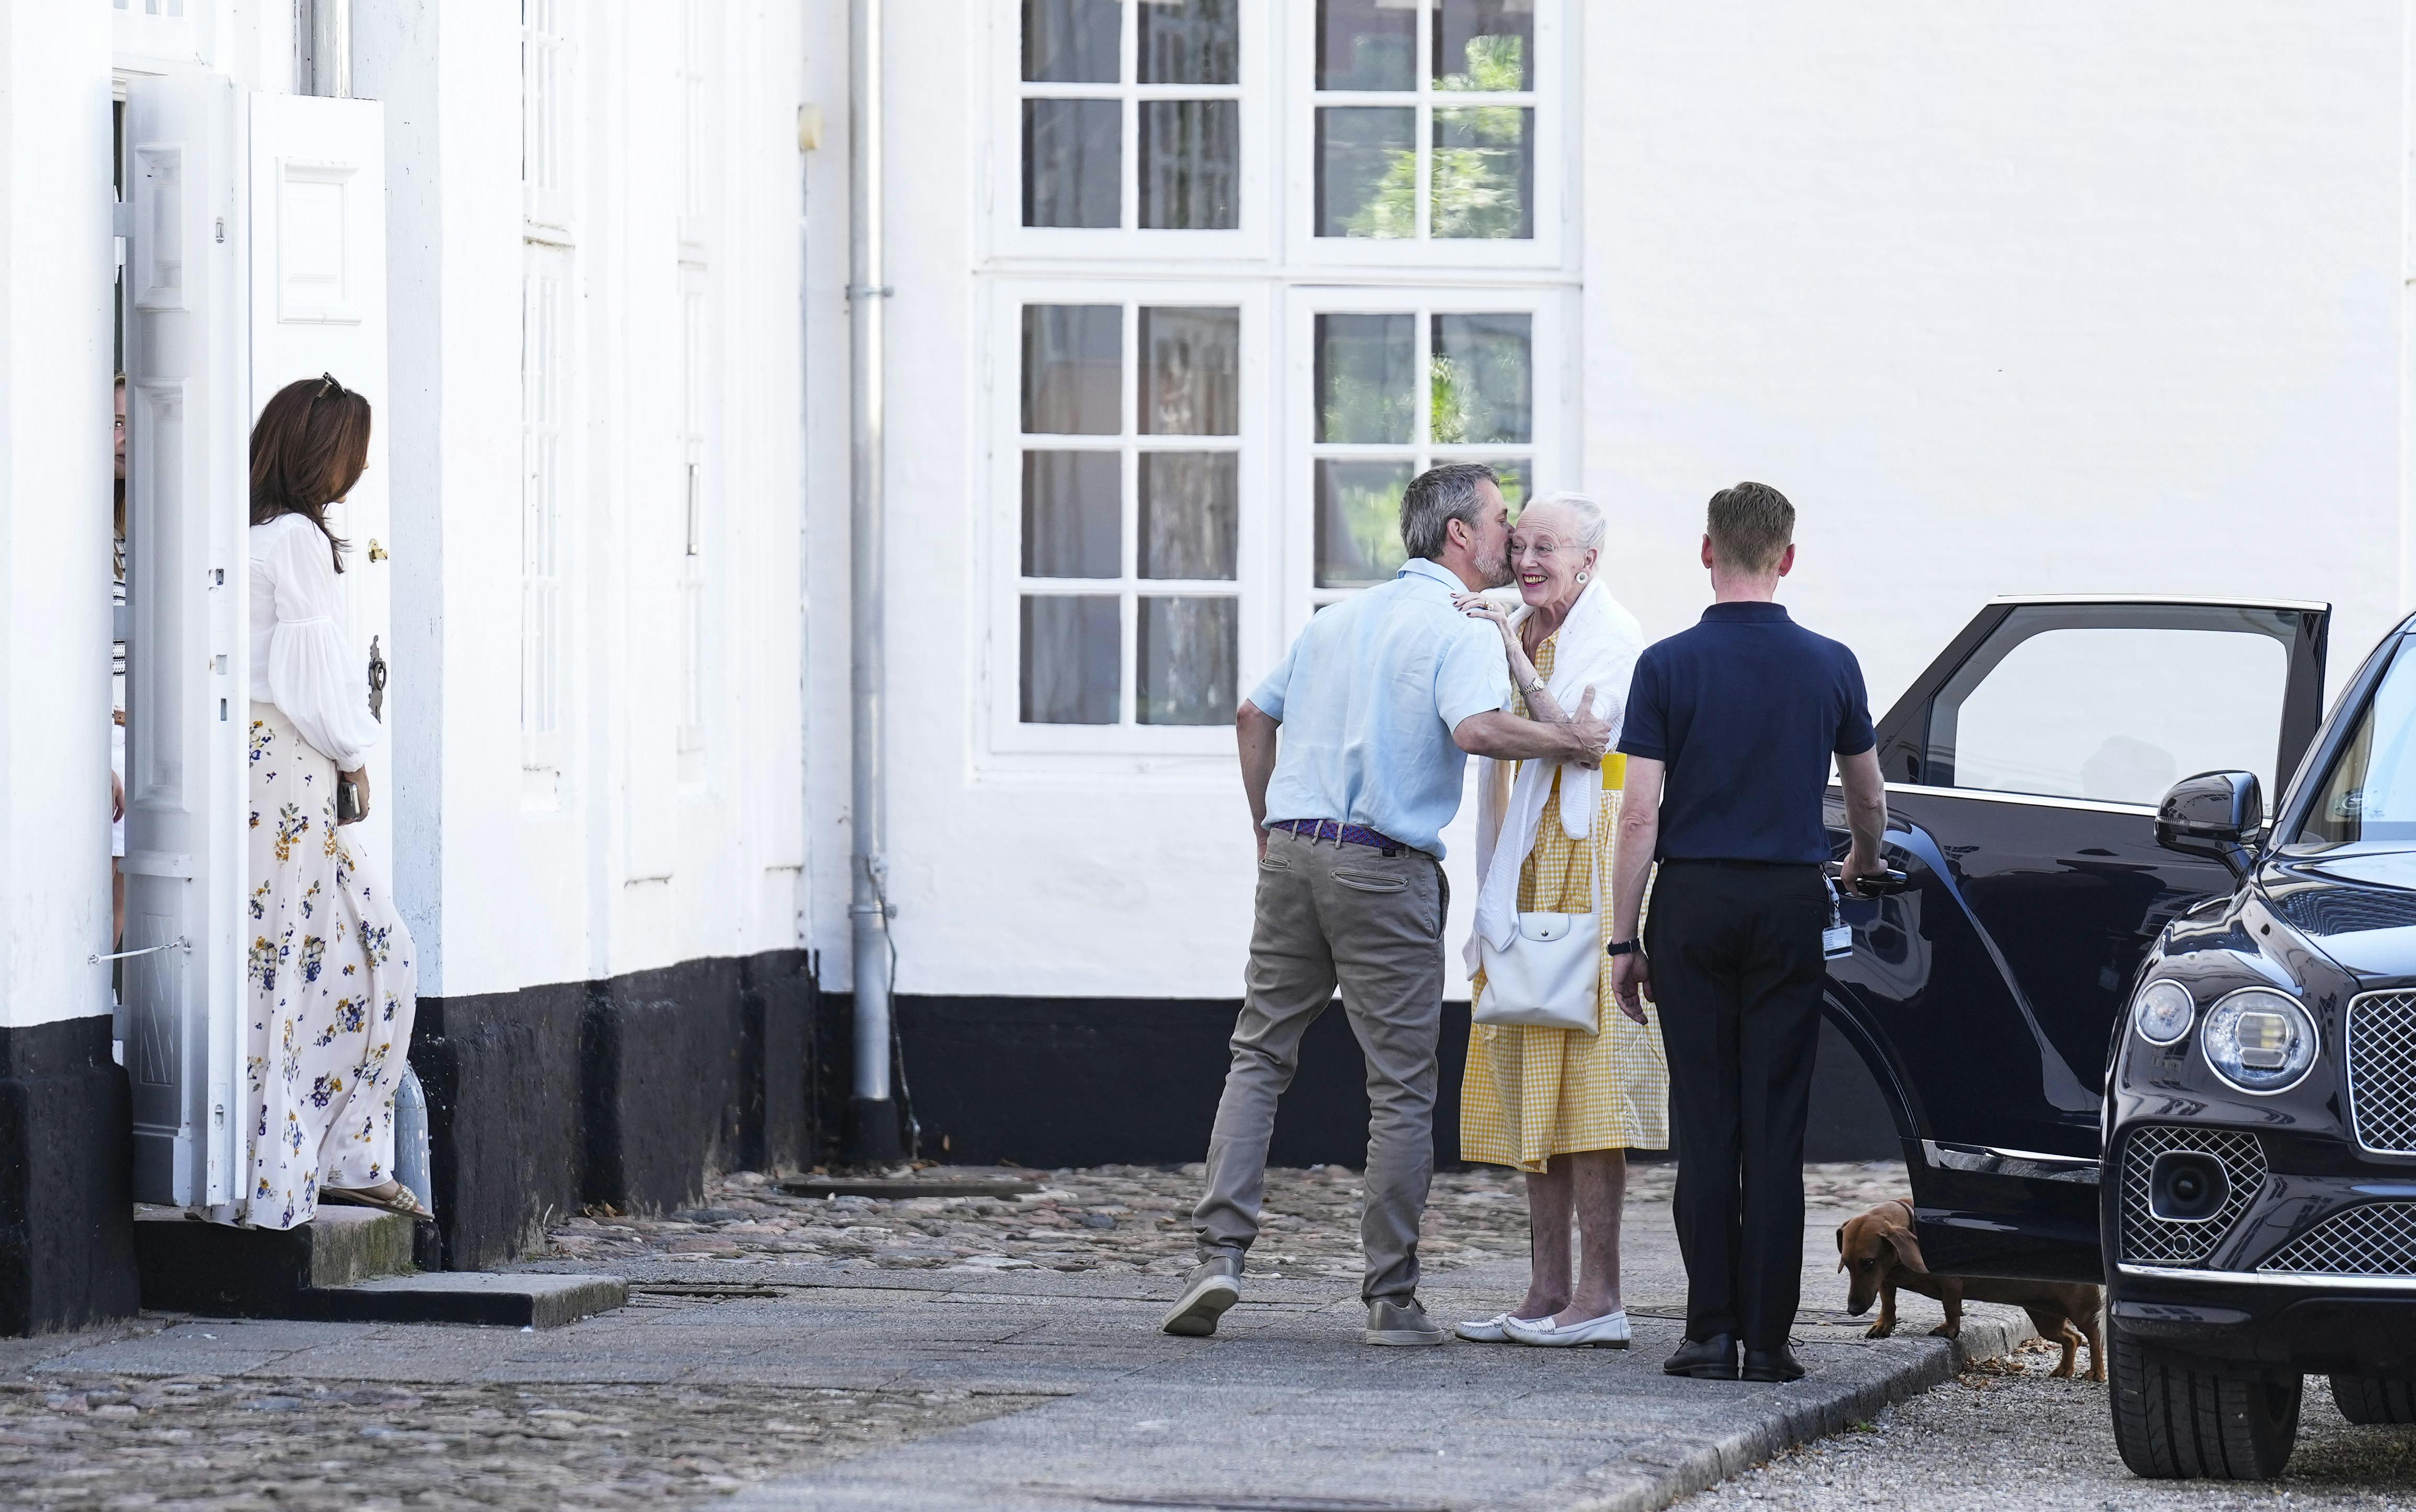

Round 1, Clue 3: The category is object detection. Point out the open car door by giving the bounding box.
[1825,596,2329,1281]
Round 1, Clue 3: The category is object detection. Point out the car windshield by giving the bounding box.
[2301,639,2416,845]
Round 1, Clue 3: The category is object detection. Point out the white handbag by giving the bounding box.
[1473,866,1602,1035]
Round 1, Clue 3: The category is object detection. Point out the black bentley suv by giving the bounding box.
[1822,594,2416,1480]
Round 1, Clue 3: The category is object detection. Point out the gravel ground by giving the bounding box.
[1680,1337,2416,1510]
[0,1372,1046,1511]
[542,1160,1913,1278]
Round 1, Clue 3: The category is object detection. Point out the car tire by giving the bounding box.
[2109,1319,2302,1479]
[2330,1374,2416,1425]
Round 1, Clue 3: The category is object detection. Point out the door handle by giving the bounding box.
[368,539,389,562]
[368,636,387,722]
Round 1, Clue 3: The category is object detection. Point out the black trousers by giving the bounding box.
[1646,860,1829,1351]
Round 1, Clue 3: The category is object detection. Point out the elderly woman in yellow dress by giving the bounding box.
[1450,493,1667,1348]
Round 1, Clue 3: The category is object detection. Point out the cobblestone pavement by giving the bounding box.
[0,1373,1047,1510]
[543,1160,1913,1278]
[1679,1337,2416,1510]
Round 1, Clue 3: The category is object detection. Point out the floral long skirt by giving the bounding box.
[242,702,418,1229]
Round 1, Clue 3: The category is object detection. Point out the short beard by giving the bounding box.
[1474,540,1513,589]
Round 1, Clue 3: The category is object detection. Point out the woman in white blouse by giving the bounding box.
[244,374,426,1226]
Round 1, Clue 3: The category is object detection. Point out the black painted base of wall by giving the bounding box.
[817,995,1901,1172]
[0,1015,139,1335]
[410,949,814,1271]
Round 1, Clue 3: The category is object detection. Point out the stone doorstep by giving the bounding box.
[131,1208,625,1329]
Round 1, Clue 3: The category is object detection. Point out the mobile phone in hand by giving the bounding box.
[337,778,361,825]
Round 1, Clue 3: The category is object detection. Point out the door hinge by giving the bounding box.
[368,636,387,722]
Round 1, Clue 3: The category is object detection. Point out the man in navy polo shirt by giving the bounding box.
[1603,482,1889,1384]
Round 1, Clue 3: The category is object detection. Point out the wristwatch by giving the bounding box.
[1605,939,1641,957]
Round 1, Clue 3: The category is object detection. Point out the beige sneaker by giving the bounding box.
[1364,1296,1448,1346]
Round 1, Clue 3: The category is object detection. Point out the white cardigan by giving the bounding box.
[248,511,382,770]
[1465,579,1644,971]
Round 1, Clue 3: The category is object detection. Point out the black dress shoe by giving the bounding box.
[1663,1334,1740,1379]
[1742,1346,1805,1383]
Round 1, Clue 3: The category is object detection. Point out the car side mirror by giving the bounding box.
[2155,770,2264,881]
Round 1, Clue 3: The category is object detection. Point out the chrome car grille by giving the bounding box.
[2260,1202,2416,1277]
[2347,991,2416,1154]
[2118,1125,2266,1266]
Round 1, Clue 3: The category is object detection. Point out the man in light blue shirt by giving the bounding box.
[1161,464,1612,1348]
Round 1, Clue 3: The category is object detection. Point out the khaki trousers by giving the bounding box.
[1193,826,1448,1303]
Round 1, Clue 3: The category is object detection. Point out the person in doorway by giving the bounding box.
[1606,482,1887,1383]
[1161,463,1613,1348]
[1448,494,1666,1349]
[243,373,427,1227]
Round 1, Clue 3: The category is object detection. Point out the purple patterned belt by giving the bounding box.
[1268,818,1420,856]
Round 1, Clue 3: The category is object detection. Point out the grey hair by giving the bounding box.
[1524,491,1606,552]
[1398,462,1500,561]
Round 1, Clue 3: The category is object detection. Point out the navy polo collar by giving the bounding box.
[1701,601,1792,624]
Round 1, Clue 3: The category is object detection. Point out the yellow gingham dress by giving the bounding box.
[1462,637,1670,1171]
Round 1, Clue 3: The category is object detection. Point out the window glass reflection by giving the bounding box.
[1023,98,1121,228]
[1139,100,1239,230]
[1431,313,1531,444]
[1138,0,1238,85]
[1317,0,1417,91]
[1472,457,1529,511]
[1137,597,1237,725]
[1433,0,1533,91]
[1022,452,1122,578]
[1431,106,1531,238]
[1023,304,1123,435]
[1315,107,1416,238]
[1315,313,1415,444]
[1024,0,1121,83]
[1140,307,1239,435]
[1315,459,1414,586]
[1139,453,1238,580]
[1021,595,1121,724]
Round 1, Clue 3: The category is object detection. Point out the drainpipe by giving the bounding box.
[845,0,902,1166]
[296,0,352,98]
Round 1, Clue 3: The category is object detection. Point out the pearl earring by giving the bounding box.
[1576,571,1588,582]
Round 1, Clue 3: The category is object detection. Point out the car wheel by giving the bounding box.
[2330,1374,2416,1425]
[2109,1318,2302,1479]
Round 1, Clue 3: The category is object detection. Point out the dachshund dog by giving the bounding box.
[1836,1198,2105,1382]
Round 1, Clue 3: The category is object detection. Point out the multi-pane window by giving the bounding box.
[1019,302,1241,725]
[1313,0,1535,240]
[1310,306,1531,604]
[1021,0,1241,231]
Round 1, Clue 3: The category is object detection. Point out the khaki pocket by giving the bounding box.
[1258,853,1292,871]
[1332,867,1408,894]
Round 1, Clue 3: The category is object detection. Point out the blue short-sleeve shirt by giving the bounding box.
[1249,558,1509,858]
[1618,601,1875,864]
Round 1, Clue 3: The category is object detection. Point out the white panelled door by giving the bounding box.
[247,95,392,867]
[122,72,247,1210]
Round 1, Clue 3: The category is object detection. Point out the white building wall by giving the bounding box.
[0,2,115,1031]
[1583,1,2408,721]
[828,0,2416,1005]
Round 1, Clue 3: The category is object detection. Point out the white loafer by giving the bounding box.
[1503,1310,1631,1348]
[1455,1312,1553,1342]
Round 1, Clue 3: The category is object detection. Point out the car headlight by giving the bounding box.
[2201,988,2318,1092]
[2132,979,2196,1045]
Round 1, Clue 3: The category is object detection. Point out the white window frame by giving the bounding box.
[1281,283,1573,638]
[988,0,1274,263]
[984,277,1272,758]
[1284,0,1567,271]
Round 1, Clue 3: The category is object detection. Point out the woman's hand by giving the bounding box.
[1453,592,1511,633]
[338,766,371,825]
